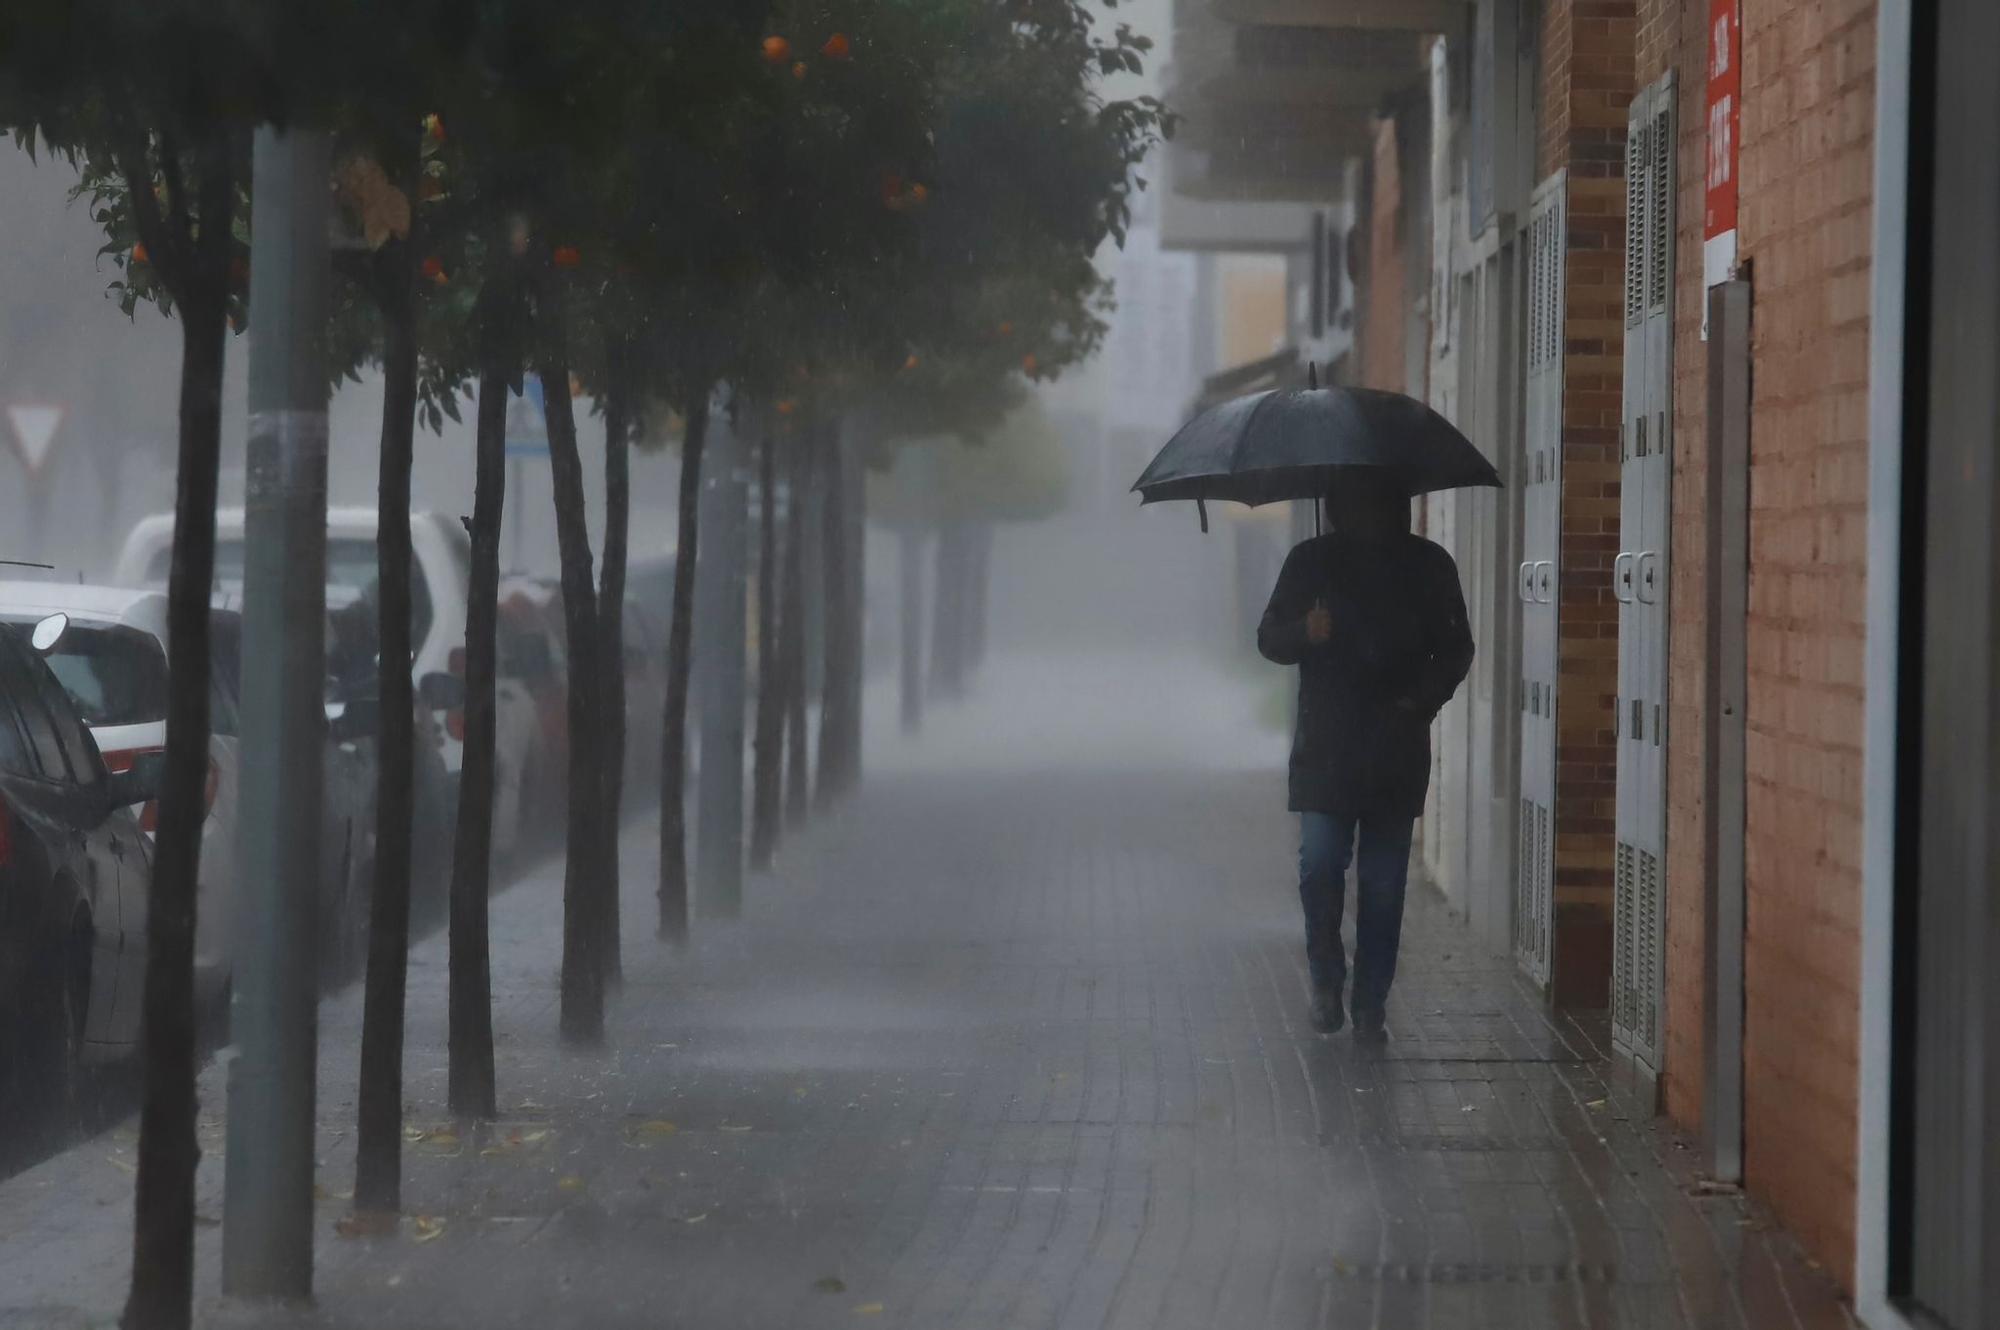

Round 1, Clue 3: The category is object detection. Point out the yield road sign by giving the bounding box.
[6,404,62,474]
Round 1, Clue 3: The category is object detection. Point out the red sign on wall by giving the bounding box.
[1704,0,1741,288]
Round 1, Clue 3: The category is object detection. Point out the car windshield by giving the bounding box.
[171,537,435,649]
[23,623,168,728]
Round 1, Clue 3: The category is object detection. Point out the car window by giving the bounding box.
[34,663,102,785]
[0,637,44,777]
[10,658,70,781]
[219,536,436,655]
[31,624,170,728]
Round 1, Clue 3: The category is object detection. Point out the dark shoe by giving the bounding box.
[1351,1010,1388,1045]
[1309,991,1345,1034]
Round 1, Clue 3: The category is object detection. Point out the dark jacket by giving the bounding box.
[1257,532,1474,819]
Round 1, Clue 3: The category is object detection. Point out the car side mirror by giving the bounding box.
[104,749,166,811]
[417,671,465,710]
[327,695,381,742]
[30,613,68,654]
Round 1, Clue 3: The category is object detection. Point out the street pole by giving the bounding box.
[695,389,746,917]
[223,125,331,1302]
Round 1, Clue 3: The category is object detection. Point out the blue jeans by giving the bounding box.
[1297,813,1415,1018]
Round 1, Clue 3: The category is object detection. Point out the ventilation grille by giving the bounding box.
[1649,108,1672,310]
[1613,840,1637,1035]
[1536,802,1552,967]
[1638,848,1661,1047]
[1625,121,1648,329]
[1543,210,1562,365]
[1518,798,1537,958]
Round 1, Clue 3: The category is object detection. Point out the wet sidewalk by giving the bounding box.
[0,652,1852,1328]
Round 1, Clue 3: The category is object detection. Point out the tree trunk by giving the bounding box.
[595,364,631,990]
[815,423,861,807]
[782,438,811,824]
[749,427,784,869]
[538,319,604,1047]
[658,392,709,942]
[898,528,924,732]
[966,522,992,679]
[929,523,967,701]
[840,447,866,791]
[122,147,233,1330]
[447,364,505,1120]
[354,233,420,1212]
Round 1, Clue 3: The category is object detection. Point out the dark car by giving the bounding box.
[0,617,157,1116]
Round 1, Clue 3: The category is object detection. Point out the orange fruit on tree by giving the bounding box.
[762,35,791,64]
[792,61,808,80]
[552,244,582,269]
[908,183,928,205]
[997,321,1014,336]
[1021,353,1039,375]
[821,33,851,60]
[903,354,920,371]
[421,256,446,281]
[776,399,798,416]
[131,241,148,264]
[423,114,446,143]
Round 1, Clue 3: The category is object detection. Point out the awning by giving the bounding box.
[1209,0,1468,32]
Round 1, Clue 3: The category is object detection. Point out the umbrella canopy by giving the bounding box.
[1132,385,1502,511]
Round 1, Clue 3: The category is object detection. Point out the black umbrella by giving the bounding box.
[1132,380,1502,530]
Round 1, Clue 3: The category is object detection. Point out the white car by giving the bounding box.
[0,583,239,1006]
[118,508,541,872]
[114,508,478,780]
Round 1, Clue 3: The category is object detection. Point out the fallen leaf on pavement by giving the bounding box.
[719,1123,752,1133]
[854,1303,885,1316]
[411,1215,445,1243]
[814,1276,847,1294]
[557,1175,585,1192]
[335,1211,398,1239]
[633,1120,679,1137]
[683,1212,708,1224]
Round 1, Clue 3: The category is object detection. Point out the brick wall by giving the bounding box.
[1732,0,1874,1289]
[1540,0,1637,1006]
[1360,116,1408,394]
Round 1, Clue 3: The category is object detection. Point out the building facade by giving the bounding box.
[1165,0,1985,1324]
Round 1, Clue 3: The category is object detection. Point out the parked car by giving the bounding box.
[0,616,157,1114]
[497,576,669,823]
[0,583,238,1009]
[114,507,476,784]
[498,578,570,842]
[619,594,668,796]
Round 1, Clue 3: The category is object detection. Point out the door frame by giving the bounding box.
[1857,0,1966,1322]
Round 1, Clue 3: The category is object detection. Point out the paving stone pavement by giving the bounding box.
[0,652,1854,1329]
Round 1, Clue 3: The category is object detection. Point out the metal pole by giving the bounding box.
[510,455,527,573]
[695,388,746,916]
[1701,280,1751,1185]
[223,126,331,1301]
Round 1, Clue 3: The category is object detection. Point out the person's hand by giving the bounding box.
[1305,603,1332,644]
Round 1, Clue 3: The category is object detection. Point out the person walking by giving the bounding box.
[1257,470,1474,1042]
